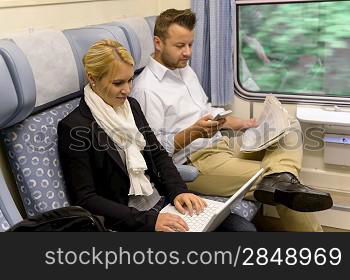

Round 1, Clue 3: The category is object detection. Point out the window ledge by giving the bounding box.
[297,105,350,125]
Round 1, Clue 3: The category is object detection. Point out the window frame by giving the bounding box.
[234,0,350,106]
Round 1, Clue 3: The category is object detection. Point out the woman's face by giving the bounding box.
[94,60,134,108]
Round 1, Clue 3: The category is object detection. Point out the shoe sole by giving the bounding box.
[275,189,333,212]
[254,189,333,212]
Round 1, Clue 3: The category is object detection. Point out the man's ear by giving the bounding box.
[154,36,163,52]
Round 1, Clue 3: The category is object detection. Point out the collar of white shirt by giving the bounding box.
[148,56,188,82]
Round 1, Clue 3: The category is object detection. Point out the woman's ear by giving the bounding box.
[87,73,96,87]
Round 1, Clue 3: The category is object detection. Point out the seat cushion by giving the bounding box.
[200,195,261,221]
[1,98,80,217]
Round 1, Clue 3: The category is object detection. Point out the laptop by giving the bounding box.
[160,168,264,232]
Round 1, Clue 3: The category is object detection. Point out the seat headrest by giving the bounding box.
[64,25,131,89]
[11,29,80,109]
[145,16,157,34]
[99,22,142,69]
[0,39,35,129]
[115,17,154,70]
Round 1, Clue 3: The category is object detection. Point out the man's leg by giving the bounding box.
[233,119,332,212]
[187,137,262,196]
[188,134,324,232]
[259,118,303,177]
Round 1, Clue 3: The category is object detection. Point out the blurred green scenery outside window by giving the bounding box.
[238,1,350,97]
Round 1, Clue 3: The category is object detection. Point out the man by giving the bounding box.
[132,9,333,231]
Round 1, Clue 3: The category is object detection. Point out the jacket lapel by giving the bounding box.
[79,98,128,176]
[130,101,146,158]
[93,124,128,176]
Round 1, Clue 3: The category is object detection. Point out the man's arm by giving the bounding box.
[173,115,225,153]
[222,115,257,131]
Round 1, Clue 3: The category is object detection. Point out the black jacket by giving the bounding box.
[57,97,189,231]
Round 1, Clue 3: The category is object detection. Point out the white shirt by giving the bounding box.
[132,57,225,164]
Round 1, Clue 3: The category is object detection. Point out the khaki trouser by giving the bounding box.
[187,119,322,232]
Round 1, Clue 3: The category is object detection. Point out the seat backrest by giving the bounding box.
[0,39,33,227]
[0,29,83,217]
[1,98,80,216]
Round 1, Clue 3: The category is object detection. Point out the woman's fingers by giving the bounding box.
[170,215,189,232]
[174,200,186,215]
[163,213,189,232]
[182,197,194,216]
[188,195,207,214]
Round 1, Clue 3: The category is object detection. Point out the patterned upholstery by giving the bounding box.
[1,98,80,217]
[0,209,10,232]
[201,195,261,221]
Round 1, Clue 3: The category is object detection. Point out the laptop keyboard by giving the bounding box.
[160,198,226,232]
[182,202,217,232]
[181,199,225,232]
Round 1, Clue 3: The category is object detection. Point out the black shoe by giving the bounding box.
[254,172,333,212]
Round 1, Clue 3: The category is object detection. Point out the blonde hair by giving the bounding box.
[83,39,134,81]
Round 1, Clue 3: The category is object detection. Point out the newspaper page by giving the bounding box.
[240,95,290,152]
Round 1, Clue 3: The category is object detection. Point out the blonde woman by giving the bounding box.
[58,39,256,232]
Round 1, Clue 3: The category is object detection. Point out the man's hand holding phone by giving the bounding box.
[213,110,232,121]
[191,114,225,138]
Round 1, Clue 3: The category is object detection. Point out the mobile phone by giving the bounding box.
[213,110,232,121]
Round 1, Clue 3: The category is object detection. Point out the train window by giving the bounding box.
[236,0,350,102]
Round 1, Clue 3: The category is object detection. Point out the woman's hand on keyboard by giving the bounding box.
[174,193,207,216]
[155,213,189,232]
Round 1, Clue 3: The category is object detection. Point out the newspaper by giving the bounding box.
[240,95,290,152]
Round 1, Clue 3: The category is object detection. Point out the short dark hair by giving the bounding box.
[154,9,196,40]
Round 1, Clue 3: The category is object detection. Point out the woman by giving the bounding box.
[58,39,256,232]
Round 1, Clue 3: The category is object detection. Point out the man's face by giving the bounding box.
[155,24,194,70]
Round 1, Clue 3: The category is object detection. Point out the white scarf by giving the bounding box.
[84,85,153,196]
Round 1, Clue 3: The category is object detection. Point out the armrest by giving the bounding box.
[175,164,199,182]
